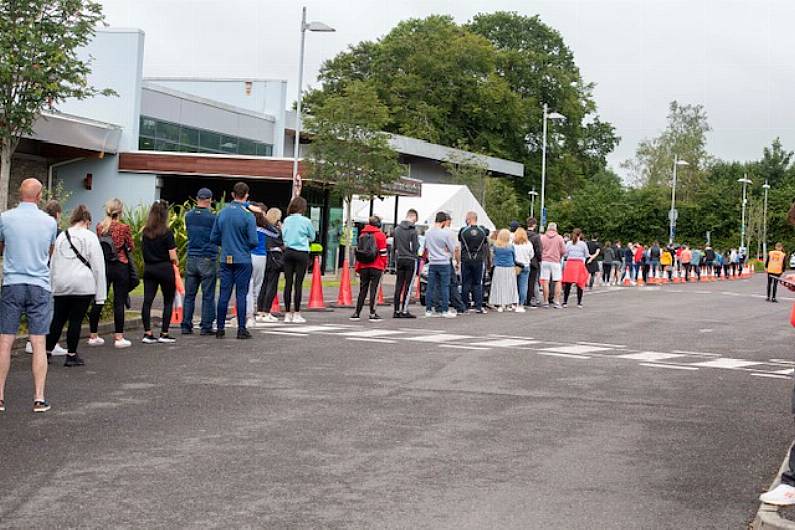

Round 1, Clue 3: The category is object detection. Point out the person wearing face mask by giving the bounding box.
[351,216,388,321]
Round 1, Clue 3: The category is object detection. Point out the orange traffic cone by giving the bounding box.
[270,293,281,314]
[335,258,354,307]
[623,274,631,286]
[307,255,328,311]
[171,265,185,326]
[377,283,385,305]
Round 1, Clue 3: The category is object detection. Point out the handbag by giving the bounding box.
[64,230,91,270]
[125,244,140,291]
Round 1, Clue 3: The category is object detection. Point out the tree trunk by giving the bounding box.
[0,140,12,212]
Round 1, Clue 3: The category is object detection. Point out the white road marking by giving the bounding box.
[535,351,590,360]
[698,328,714,333]
[277,326,347,333]
[751,373,792,380]
[539,345,611,355]
[691,358,762,369]
[577,341,627,348]
[639,363,699,371]
[618,351,686,362]
[470,339,538,348]
[439,344,491,351]
[489,334,536,340]
[341,329,405,338]
[404,334,473,343]
[260,331,308,337]
[672,350,722,357]
[769,359,795,366]
[772,368,795,375]
[346,337,397,344]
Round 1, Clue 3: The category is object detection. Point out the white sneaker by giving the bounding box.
[25,341,32,354]
[114,338,132,349]
[448,308,457,316]
[441,311,457,319]
[760,484,795,506]
[424,310,439,318]
[515,305,526,313]
[284,313,293,324]
[261,313,279,323]
[497,306,504,313]
[51,344,68,356]
[87,336,105,346]
[292,313,306,324]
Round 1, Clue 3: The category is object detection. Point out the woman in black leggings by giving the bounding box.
[280,197,316,323]
[257,208,284,322]
[140,201,179,344]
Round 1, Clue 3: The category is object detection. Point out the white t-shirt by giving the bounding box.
[513,242,534,267]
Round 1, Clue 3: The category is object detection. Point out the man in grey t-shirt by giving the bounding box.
[424,212,459,317]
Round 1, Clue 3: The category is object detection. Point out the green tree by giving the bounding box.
[442,152,489,205]
[484,178,523,229]
[0,0,114,210]
[303,81,403,250]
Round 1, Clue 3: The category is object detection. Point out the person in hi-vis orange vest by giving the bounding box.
[766,242,787,302]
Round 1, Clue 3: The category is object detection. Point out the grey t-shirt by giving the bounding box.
[424,227,458,266]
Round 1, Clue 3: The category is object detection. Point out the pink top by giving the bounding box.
[541,229,566,263]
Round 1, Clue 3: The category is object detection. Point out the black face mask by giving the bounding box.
[372,220,382,229]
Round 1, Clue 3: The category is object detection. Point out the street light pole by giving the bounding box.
[763,179,770,257]
[528,187,538,219]
[291,6,335,200]
[738,174,752,251]
[668,156,689,245]
[538,104,564,232]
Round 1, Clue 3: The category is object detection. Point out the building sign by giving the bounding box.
[382,177,422,197]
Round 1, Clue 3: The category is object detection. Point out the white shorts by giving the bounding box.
[540,261,562,282]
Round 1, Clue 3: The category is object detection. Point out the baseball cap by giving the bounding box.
[197,188,213,200]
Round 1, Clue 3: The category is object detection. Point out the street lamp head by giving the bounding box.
[763,181,771,189]
[675,159,689,166]
[528,190,539,197]
[547,112,566,121]
[306,21,335,32]
[737,177,752,184]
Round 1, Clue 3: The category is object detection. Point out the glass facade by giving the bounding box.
[138,116,273,156]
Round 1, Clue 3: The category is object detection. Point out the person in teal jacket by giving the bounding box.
[210,182,258,339]
[280,196,316,323]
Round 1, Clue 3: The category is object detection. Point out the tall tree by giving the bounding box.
[622,101,712,196]
[0,0,113,210]
[303,81,403,251]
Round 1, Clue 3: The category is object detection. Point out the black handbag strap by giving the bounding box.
[65,229,91,270]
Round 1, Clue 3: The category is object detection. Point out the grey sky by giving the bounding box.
[100,0,795,176]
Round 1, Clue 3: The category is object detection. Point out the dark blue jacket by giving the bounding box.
[185,207,218,258]
[210,202,258,264]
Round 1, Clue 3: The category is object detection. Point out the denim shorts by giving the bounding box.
[0,284,53,335]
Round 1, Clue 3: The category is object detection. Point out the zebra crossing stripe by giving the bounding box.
[690,358,762,369]
[404,334,473,343]
[639,363,699,371]
[470,339,538,348]
[618,352,686,362]
[539,345,611,355]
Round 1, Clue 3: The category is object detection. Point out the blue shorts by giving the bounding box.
[0,284,53,335]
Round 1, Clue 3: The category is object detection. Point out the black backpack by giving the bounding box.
[355,232,377,264]
[98,232,120,263]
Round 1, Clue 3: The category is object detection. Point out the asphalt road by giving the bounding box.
[1,274,793,529]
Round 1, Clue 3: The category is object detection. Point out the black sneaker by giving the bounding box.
[181,327,194,335]
[369,313,382,321]
[402,312,417,319]
[349,313,361,321]
[158,334,177,344]
[393,311,403,319]
[772,298,779,303]
[237,329,252,340]
[64,354,85,367]
[200,329,217,336]
[216,330,226,339]
[33,400,51,413]
[142,334,158,344]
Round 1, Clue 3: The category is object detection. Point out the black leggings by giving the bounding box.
[47,295,93,353]
[258,254,282,313]
[283,249,309,312]
[142,262,176,334]
[88,260,129,334]
[356,268,382,315]
[768,273,781,299]
[563,283,583,305]
[602,263,612,284]
[394,258,416,312]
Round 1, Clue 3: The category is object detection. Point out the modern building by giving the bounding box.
[10,28,524,271]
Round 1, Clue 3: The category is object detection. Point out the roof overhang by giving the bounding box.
[25,112,122,155]
[118,151,422,197]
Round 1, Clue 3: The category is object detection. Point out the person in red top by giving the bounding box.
[352,216,388,321]
[632,243,645,282]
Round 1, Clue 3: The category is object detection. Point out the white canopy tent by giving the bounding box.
[349,183,495,231]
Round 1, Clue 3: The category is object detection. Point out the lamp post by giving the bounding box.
[291,6,335,199]
[762,179,770,257]
[738,175,752,251]
[528,187,539,219]
[668,155,689,244]
[539,103,565,231]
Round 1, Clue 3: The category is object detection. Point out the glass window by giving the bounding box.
[219,135,239,154]
[155,139,179,152]
[140,117,156,137]
[156,121,180,143]
[238,139,257,156]
[179,126,199,147]
[139,137,155,150]
[199,130,220,151]
[256,143,273,156]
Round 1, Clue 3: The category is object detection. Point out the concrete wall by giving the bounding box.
[8,154,47,208]
[55,157,158,221]
[55,29,145,152]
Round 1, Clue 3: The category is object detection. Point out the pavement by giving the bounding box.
[1,274,794,528]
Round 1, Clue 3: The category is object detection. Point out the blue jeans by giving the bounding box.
[425,263,451,313]
[633,263,641,280]
[460,260,485,310]
[216,262,253,331]
[517,266,530,305]
[182,255,217,333]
